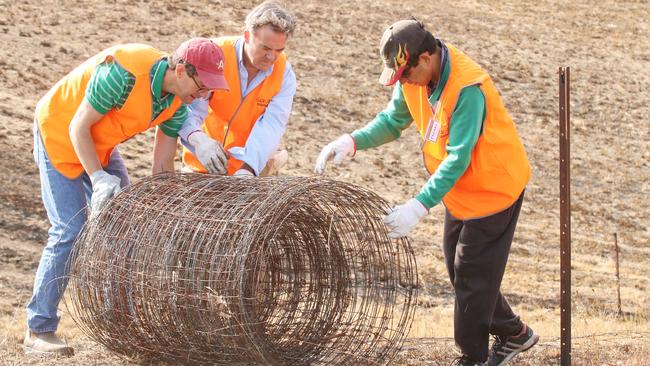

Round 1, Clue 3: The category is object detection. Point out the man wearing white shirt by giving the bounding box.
[179,0,296,177]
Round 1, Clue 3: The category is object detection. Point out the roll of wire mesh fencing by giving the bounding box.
[66,172,418,365]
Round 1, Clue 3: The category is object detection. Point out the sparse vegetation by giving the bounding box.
[0,0,648,365]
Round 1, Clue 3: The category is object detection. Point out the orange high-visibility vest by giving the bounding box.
[402,43,531,219]
[36,44,182,179]
[182,36,286,175]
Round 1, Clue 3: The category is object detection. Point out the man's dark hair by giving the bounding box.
[407,31,438,68]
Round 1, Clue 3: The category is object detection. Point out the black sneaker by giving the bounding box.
[488,324,539,366]
[452,355,486,366]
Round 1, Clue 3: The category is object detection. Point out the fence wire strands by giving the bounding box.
[66,173,418,365]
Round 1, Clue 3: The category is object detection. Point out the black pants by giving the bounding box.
[443,191,525,362]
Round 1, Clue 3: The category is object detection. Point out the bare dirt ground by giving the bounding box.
[1,0,649,365]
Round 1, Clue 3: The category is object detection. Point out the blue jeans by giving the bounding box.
[26,128,129,333]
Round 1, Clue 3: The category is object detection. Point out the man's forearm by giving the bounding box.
[70,126,102,175]
[151,128,178,174]
[351,83,412,150]
[351,113,405,150]
[69,99,104,175]
[178,98,209,142]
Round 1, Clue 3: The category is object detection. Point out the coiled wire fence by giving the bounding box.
[66,173,418,365]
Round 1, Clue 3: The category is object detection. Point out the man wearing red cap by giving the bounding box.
[178,0,297,177]
[315,19,538,366]
[24,38,228,356]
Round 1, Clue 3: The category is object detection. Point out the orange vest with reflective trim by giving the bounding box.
[36,44,182,179]
[182,36,287,175]
[402,43,530,219]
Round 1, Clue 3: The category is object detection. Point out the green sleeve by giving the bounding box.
[415,86,485,209]
[85,61,134,114]
[158,105,188,138]
[350,82,413,150]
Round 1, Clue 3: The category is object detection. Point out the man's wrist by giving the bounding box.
[186,130,203,145]
[240,163,256,176]
[345,134,357,156]
[414,194,435,212]
[89,169,107,183]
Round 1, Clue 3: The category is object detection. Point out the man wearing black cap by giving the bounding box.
[315,19,538,366]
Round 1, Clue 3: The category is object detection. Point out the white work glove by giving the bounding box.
[89,170,122,215]
[314,134,356,175]
[188,131,228,174]
[233,169,254,178]
[383,198,429,239]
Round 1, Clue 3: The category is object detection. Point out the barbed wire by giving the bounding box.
[65,173,418,365]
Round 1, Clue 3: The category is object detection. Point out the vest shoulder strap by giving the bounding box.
[103,44,166,76]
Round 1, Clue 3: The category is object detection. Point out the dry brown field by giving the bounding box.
[0,0,648,365]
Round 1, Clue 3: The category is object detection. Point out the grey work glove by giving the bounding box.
[89,170,122,216]
[188,131,228,174]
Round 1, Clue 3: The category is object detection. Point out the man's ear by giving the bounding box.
[419,52,431,66]
[175,63,186,78]
[244,30,251,44]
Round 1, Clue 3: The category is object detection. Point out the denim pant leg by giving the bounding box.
[27,130,130,332]
[27,131,89,333]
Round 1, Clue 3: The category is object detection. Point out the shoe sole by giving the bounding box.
[24,345,74,357]
[495,334,540,366]
[24,345,49,356]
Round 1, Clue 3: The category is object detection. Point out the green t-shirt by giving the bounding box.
[351,44,485,210]
[85,58,187,137]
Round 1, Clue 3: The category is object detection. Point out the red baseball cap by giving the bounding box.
[176,37,229,90]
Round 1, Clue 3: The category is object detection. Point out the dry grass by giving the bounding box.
[402,305,650,365]
[4,297,647,365]
[0,0,649,364]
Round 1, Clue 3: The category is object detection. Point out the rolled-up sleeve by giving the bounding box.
[229,62,297,175]
[178,97,210,145]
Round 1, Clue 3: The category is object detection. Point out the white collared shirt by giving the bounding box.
[179,37,297,175]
